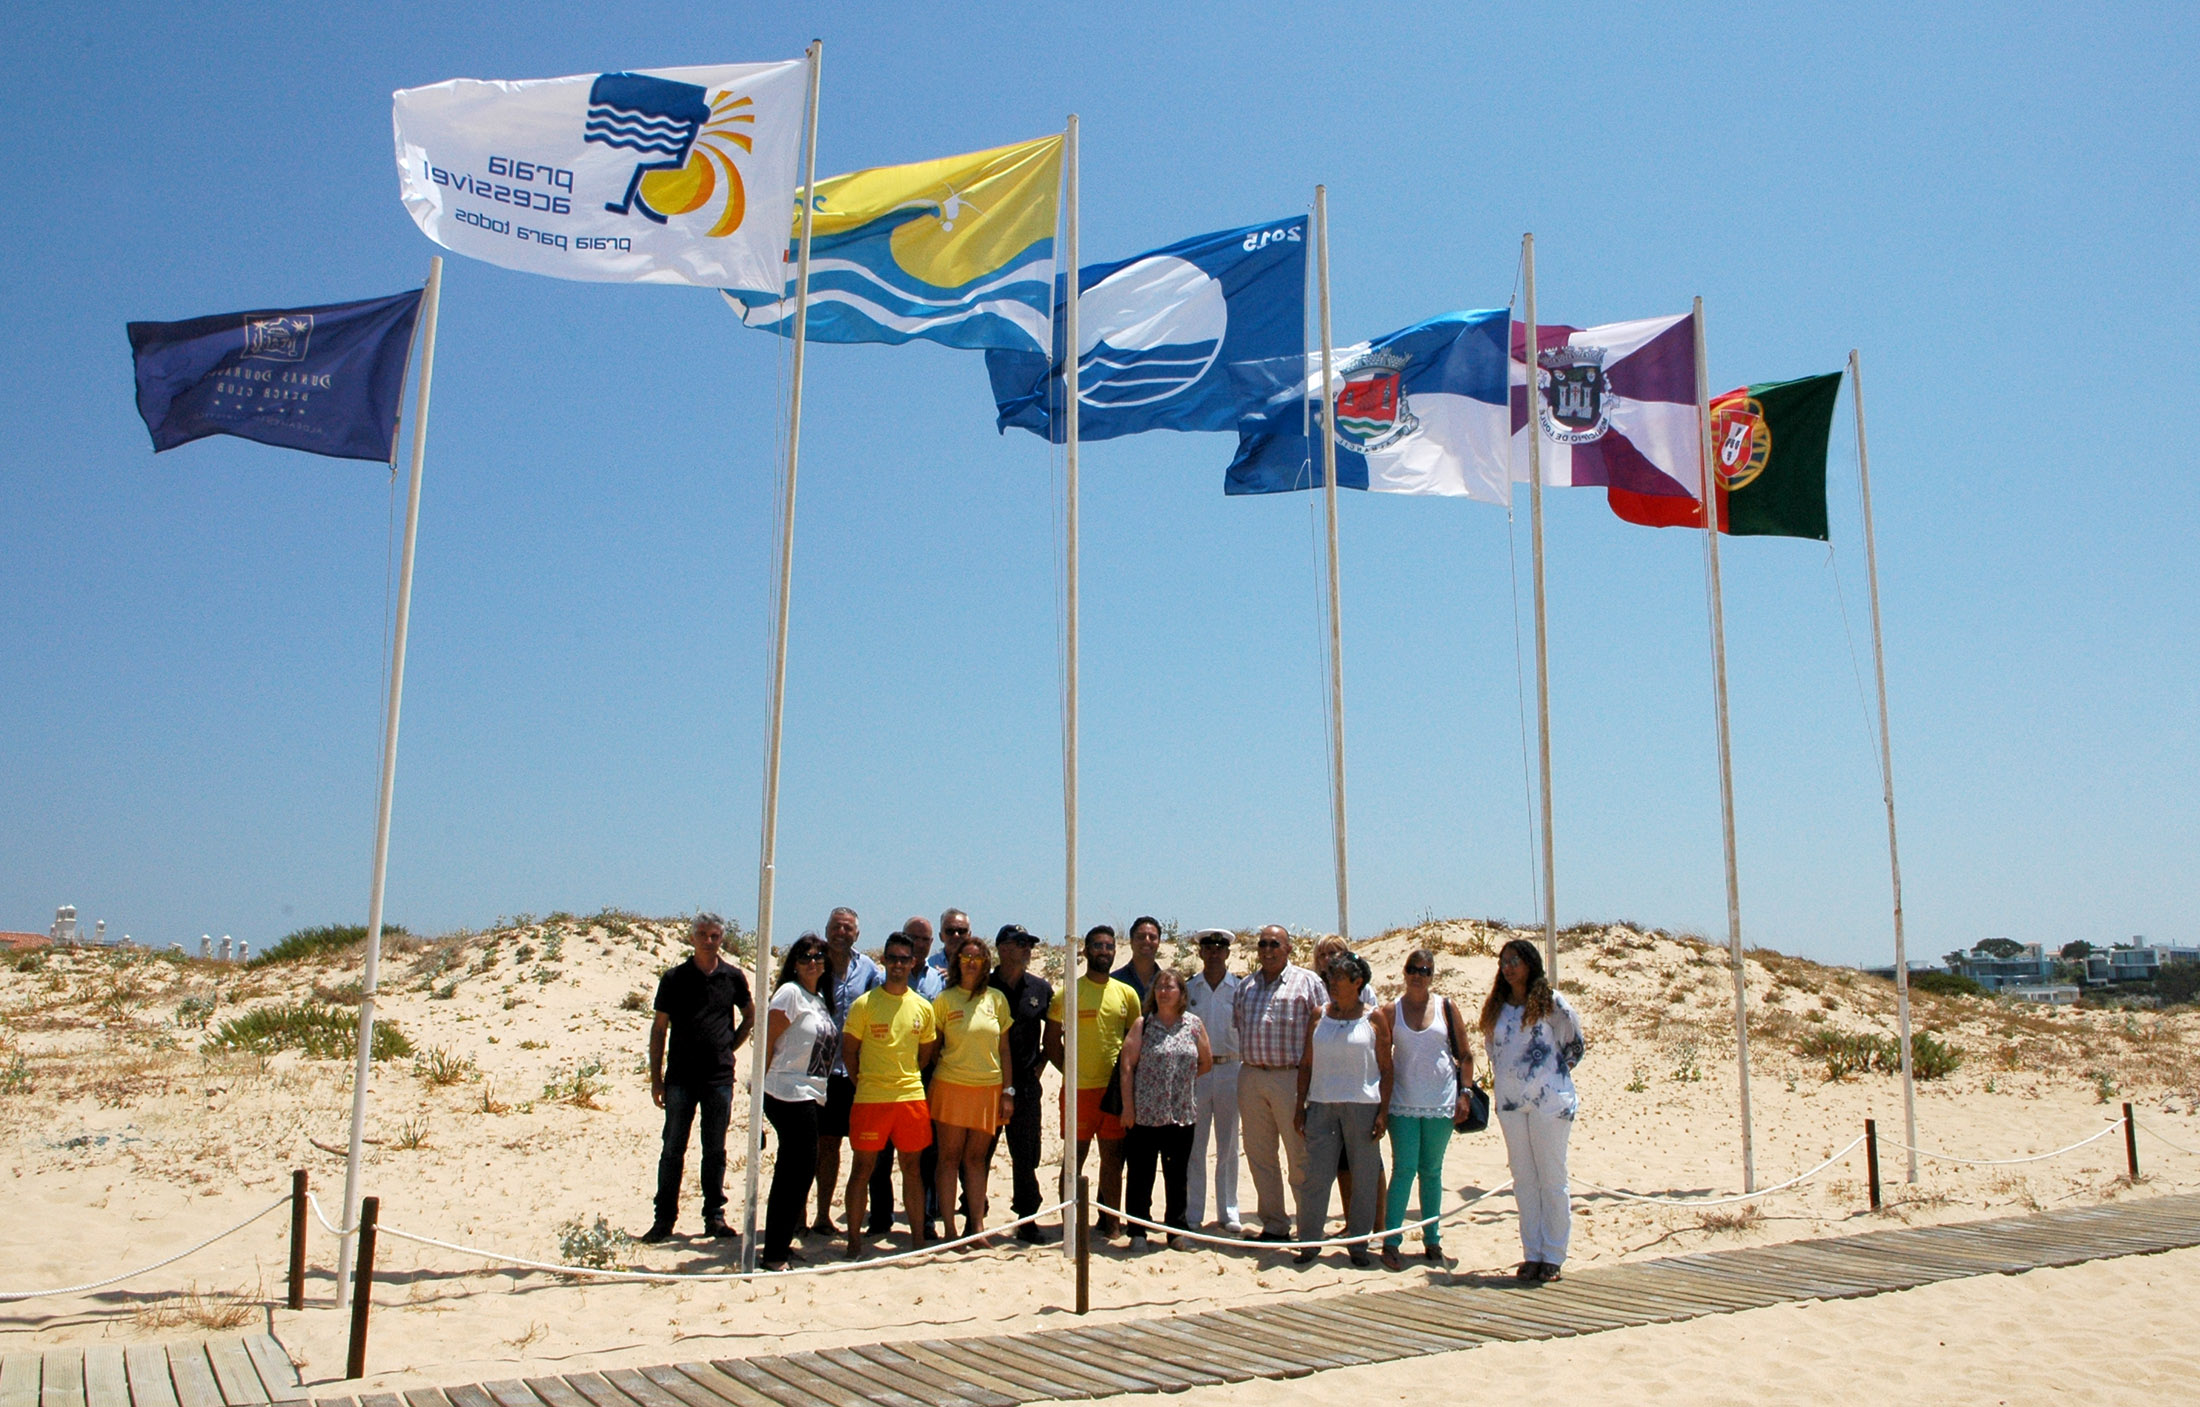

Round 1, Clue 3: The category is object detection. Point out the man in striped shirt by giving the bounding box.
[1233,926,1325,1240]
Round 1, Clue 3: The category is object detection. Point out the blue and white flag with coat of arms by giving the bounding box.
[1224,308,1512,502]
[986,217,1307,443]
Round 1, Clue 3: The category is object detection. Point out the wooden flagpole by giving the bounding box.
[1060,112,1081,1253]
[1314,185,1350,945]
[1692,297,1756,1192]
[739,39,823,1272]
[1521,234,1558,978]
[1849,348,1918,1182]
[336,254,442,1306]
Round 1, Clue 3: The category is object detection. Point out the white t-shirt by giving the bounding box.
[764,982,835,1104]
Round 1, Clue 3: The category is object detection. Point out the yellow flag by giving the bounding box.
[724,133,1063,351]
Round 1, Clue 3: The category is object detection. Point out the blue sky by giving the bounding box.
[2,2,2193,965]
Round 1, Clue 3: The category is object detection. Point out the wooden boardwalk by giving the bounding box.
[10,1194,2199,1407]
[0,1336,303,1407]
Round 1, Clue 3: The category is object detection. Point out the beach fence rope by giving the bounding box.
[0,1195,291,1301]
[1095,1181,1516,1251]
[1894,1121,2123,1167]
[1571,1135,1869,1208]
[309,1192,1073,1283]
[2134,1118,2200,1159]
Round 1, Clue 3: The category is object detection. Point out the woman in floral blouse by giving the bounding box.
[1480,938,1585,1283]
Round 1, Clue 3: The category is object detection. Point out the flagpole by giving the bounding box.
[1314,186,1349,945]
[1849,348,1917,1183]
[740,39,822,1273]
[1059,112,1081,1253]
[1693,296,1755,1192]
[1521,234,1558,978]
[336,254,442,1307]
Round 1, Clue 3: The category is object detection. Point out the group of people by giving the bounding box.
[645,909,1586,1281]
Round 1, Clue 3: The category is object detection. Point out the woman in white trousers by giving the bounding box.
[1480,937,1585,1283]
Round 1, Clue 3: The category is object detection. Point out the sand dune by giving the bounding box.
[4,915,2198,1393]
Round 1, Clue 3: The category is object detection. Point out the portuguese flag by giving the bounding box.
[1607,370,1842,540]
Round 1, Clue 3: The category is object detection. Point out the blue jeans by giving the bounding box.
[1384,1114,1452,1252]
[655,1081,733,1227]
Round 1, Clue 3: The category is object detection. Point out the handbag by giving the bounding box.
[1440,997,1490,1133]
[1097,1016,1133,1116]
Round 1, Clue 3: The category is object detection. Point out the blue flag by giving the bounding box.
[128,289,424,462]
[986,217,1306,443]
[1225,309,1513,503]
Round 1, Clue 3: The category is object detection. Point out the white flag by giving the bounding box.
[393,61,807,290]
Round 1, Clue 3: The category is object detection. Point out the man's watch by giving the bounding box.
[1003,1086,1017,1097]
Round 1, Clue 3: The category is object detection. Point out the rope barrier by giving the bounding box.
[1094,1182,1516,1252]
[1572,1136,1867,1208]
[0,1196,290,1301]
[1895,1122,2122,1167]
[338,1196,1072,1283]
[2134,1118,2200,1159]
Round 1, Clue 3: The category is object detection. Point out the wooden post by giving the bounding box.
[1074,1175,1090,1315]
[287,1169,308,1310]
[346,1196,379,1381]
[1865,1119,1882,1211]
[2124,1102,2140,1180]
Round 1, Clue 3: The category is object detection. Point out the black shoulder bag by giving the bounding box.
[1440,997,1490,1133]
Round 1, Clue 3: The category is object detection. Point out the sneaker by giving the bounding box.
[638,1222,674,1244]
[1220,1220,1244,1236]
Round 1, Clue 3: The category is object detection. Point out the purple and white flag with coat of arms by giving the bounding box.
[1510,312,1702,501]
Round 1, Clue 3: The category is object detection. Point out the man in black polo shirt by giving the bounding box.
[988,923,1055,1244]
[644,912,754,1242]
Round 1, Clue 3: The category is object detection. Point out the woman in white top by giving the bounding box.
[1292,951,1392,1266]
[761,933,837,1271]
[1480,937,1586,1283]
[1372,948,1476,1269]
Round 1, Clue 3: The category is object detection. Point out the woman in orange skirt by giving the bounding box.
[929,935,1014,1239]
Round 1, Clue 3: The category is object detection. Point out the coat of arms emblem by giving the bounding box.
[1537,344,1610,444]
[1332,349,1416,451]
[1710,391,1770,490]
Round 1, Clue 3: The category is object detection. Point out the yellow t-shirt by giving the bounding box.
[846,986,937,1104]
[932,985,1011,1087]
[1048,975,1142,1090]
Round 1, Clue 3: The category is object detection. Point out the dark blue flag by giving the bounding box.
[128,289,424,462]
[985,217,1306,443]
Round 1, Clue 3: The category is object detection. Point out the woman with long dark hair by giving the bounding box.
[760,933,838,1270]
[1480,938,1585,1283]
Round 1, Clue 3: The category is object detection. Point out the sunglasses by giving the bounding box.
[1256,939,1284,950]
[944,926,971,936]
[1404,965,1433,977]
[884,951,914,964]
[795,951,826,963]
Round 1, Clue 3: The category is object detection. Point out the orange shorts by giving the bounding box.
[929,1080,1002,1135]
[848,1098,933,1153]
[1061,1084,1126,1144]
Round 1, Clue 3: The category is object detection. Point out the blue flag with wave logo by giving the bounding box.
[1225,309,1512,502]
[128,290,423,462]
[985,217,1306,443]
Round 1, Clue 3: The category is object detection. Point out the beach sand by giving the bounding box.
[5,916,2198,1395]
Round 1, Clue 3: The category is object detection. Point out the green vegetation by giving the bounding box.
[1973,938,2027,960]
[1909,971,1986,999]
[202,1002,412,1060]
[413,1047,476,1086]
[555,1214,632,1269]
[542,1059,608,1108]
[247,923,411,968]
[1798,1028,1962,1081]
